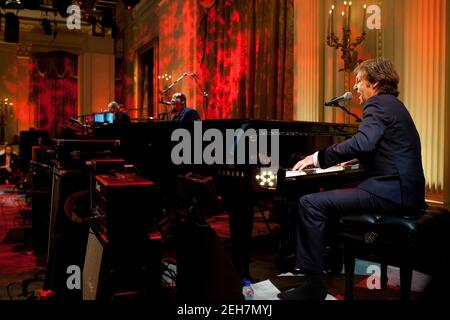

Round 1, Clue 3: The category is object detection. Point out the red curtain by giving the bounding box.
[30,51,78,137]
[198,0,294,120]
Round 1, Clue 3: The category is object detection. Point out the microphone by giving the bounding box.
[69,118,82,126]
[325,92,353,106]
[159,101,174,106]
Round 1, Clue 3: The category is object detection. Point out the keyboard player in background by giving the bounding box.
[278,58,426,300]
[108,101,131,124]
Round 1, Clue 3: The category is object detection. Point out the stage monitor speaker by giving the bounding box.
[176,221,243,301]
[45,169,91,300]
[4,12,19,43]
[92,174,161,299]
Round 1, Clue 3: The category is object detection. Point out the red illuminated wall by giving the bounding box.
[0,47,33,143]
[197,0,248,119]
[121,0,294,120]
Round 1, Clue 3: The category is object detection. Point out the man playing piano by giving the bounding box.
[278,58,426,300]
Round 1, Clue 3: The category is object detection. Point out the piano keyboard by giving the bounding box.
[286,166,345,178]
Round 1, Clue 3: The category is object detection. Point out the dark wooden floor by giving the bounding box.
[425,191,444,205]
[0,185,437,300]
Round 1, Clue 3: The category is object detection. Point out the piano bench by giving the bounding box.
[338,205,450,300]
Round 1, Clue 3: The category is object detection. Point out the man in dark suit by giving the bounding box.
[0,145,19,184]
[278,58,425,300]
[169,92,201,122]
[108,101,131,124]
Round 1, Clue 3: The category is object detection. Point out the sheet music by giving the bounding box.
[286,171,306,178]
[286,165,344,178]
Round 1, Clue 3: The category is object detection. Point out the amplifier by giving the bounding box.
[90,173,160,299]
[52,139,121,169]
[94,173,154,242]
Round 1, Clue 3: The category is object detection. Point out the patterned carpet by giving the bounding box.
[0,185,45,300]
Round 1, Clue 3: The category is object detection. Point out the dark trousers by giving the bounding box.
[0,168,14,184]
[295,188,400,273]
[226,188,254,278]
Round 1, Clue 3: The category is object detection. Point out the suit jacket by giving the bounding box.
[113,111,131,124]
[170,107,201,122]
[318,93,425,210]
[0,152,19,172]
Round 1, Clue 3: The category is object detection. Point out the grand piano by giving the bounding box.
[87,119,364,278]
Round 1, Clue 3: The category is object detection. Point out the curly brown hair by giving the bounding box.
[354,58,400,97]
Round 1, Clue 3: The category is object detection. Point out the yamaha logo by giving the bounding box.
[364,231,378,244]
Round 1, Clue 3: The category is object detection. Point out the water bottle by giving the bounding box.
[242,280,254,300]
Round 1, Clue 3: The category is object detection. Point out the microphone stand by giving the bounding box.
[159,73,188,119]
[159,71,209,118]
[191,74,209,117]
[327,102,362,122]
[160,72,189,94]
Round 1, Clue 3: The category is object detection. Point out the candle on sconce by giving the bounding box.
[328,10,332,37]
[326,2,367,73]
[348,1,352,31]
[343,1,347,29]
[362,4,367,32]
[331,5,335,34]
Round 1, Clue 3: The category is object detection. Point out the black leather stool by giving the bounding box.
[339,206,450,300]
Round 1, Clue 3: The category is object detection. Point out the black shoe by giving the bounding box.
[291,267,307,276]
[292,267,328,277]
[277,274,327,300]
